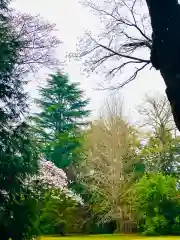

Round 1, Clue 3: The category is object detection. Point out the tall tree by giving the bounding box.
[32,73,90,170]
[0,1,60,239]
[79,96,140,231]
[75,0,180,131]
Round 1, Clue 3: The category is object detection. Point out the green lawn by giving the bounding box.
[40,234,180,240]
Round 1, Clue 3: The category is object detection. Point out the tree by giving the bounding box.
[37,189,80,236]
[0,4,60,125]
[79,96,140,231]
[137,94,180,175]
[32,73,90,170]
[3,189,39,240]
[26,159,83,236]
[27,158,83,204]
[145,0,180,132]
[132,173,180,235]
[0,0,10,9]
[0,122,40,240]
[74,0,151,89]
[139,134,180,176]
[0,1,60,239]
[75,0,180,131]
[138,94,175,133]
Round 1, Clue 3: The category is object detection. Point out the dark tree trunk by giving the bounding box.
[145,0,180,131]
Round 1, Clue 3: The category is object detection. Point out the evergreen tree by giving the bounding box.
[0,1,60,239]
[0,7,38,240]
[32,73,90,169]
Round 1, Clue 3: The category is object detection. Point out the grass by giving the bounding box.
[40,234,180,240]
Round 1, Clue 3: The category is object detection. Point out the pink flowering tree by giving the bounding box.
[26,157,83,205]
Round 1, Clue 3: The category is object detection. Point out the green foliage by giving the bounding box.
[0,3,39,238]
[132,173,180,235]
[139,132,180,176]
[0,0,60,239]
[2,189,39,240]
[32,73,90,169]
[0,123,39,193]
[37,189,79,235]
[0,122,40,240]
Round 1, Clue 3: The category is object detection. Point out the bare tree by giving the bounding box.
[138,93,176,137]
[137,94,179,174]
[9,12,61,76]
[81,96,139,230]
[75,0,180,132]
[0,6,61,120]
[74,0,151,89]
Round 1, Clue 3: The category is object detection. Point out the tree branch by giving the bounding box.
[75,0,152,89]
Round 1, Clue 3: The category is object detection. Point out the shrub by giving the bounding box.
[37,189,80,235]
[132,173,180,235]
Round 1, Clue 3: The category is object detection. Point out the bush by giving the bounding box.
[132,173,180,235]
[37,189,80,235]
[0,188,39,240]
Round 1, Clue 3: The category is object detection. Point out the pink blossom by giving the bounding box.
[26,157,83,204]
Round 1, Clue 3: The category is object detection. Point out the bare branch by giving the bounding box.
[97,41,150,63]
[137,93,176,134]
[81,95,139,225]
[99,62,149,90]
[73,0,152,89]
[9,12,61,76]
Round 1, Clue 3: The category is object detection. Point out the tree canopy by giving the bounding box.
[31,73,90,169]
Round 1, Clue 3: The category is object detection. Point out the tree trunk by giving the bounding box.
[145,0,180,131]
[115,220,122,233]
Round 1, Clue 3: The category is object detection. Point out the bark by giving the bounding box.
[145,0,180,131]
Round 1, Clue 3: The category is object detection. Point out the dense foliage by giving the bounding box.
[37,189,79,236]
[0,0,60,239]
[132,173,180,236]
[32,73,90,170]
[1,0,180,238]
[26,159,83,236]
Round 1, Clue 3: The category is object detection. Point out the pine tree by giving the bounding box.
[32,73,90,169]
[0,1,60,239]
[0,6,38,240]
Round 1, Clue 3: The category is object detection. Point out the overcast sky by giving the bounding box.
[11,0,166,123]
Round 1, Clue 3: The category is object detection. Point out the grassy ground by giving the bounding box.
[40,234,180,240]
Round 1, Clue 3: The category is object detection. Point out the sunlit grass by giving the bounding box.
[40,234,180,240]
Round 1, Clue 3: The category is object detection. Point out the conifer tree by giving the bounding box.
[33,73,90,169]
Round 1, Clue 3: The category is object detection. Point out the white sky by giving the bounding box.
[11,0,166,123]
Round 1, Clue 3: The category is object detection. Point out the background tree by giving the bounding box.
[27,158,83,205]
[137,93,175,135]
[137,94,180,175]
[31,73,90,173]
[132,173,180,235]
[79,96,140,231]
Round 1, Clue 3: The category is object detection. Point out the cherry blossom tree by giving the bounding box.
[26,157,83,204]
